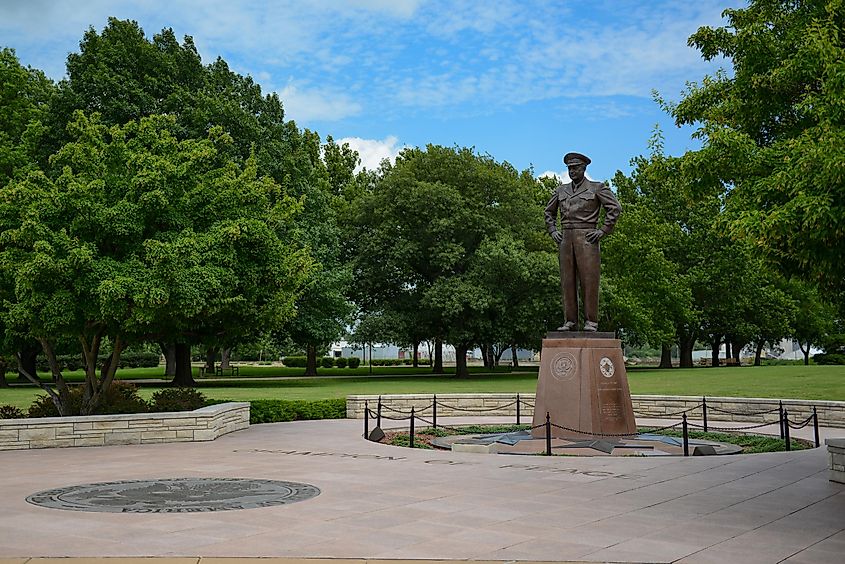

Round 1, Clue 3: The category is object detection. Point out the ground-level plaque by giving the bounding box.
[532,333,636,439]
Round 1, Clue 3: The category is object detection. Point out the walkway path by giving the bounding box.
[0,417,842,563]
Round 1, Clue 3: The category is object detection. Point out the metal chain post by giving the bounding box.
[409,406,415,449]
[364,402,369,439]
[682,413,689,456]
[516,393,521,425]
[779,401,785,439]
[813,406,820,448]
[545,412,551,456]
[377,396,382,428]
[702,396,708,432]
[783,409,791,451]
[432,394,437,429]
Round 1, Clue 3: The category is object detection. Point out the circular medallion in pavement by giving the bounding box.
[26,478,320,513]
[551,352,577,382]
[599,356,615,378]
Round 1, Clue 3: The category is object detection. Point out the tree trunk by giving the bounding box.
[658,343,674,369]
[305,344,318,376]
[412,342,419,368]
[711,336,721,367]
[754,342,764,366]
[511,344,519,368]
[679,339,694,368]
[724,340,732,361]
[433,339,444,374]
[494,344,506,367]
[204,347,219,373]
[17,345,39,383]
[732,341,744,364]
[0,360,8,387]
[799,342,810,365]
[455,343,469,378]
[159,342,176,376]
[220,348,231,369]
[480,343,490,369]
[171,343,196,387]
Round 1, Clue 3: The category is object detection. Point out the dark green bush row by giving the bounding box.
[24,384,205,418]
[370,358,431,366]
[248,399,346,424]
[814,353,845,365]
[282,356,362,368]
[33,352,160,373]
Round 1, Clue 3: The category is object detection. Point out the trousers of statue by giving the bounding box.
[559,228,600,324]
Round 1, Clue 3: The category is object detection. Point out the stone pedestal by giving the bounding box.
[531,332,636,439]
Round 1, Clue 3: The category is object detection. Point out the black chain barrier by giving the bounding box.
[706,405,782,416]
[363,393,823,454]
[633,404,703,418]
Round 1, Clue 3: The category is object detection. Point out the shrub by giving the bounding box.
[282,356,307,367]
[33,351,161,373]
[149,387,207,412]
[814,353,845,365]
[335,357,348,368]
[0,405,25,419]
[348,356,361,369]
[320,357,335,368]
[248,399,346,424]
[27,382,148,417]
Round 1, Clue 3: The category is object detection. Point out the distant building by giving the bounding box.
[329,340,535,363]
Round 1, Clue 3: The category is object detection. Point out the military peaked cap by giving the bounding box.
[563,152,591,166]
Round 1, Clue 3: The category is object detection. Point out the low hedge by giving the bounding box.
[814,353,845,365]
[282,356,362,368]
[33,351,160,372]
[248,398,346,424]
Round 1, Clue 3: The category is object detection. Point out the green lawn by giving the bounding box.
[1,364,843,411]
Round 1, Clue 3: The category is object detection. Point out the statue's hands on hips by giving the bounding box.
[551,231,563,244]
[585,229,605,244]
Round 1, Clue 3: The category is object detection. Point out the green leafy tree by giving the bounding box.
[351,145,547,377]
[0,48,56,381]
[670,0,845,298]
[0,113,309,413]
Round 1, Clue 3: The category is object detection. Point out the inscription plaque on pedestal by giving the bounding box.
[532,332,636,439]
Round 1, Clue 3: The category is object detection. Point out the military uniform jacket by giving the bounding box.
[544,179,622,235]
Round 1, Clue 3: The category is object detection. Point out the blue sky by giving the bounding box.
[1,0,741,182]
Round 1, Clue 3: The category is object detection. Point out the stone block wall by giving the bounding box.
[0,402,249,450]
[827,438,845,483]
[346,394,845,428]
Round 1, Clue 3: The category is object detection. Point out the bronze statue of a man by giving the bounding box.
[544,152,621,332]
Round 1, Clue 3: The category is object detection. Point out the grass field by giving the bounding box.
[0,364,843,411]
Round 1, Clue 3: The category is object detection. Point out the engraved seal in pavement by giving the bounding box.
[599,357,615,378]
[551,352,577,381]
[26,478,320,513]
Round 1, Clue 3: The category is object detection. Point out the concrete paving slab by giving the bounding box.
[0,416,842,563]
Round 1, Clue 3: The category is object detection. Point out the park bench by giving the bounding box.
[215,365,239,377]
[197,365,240,378]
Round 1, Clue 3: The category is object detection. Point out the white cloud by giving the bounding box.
[338,135,405,172]
[277,82,362,122]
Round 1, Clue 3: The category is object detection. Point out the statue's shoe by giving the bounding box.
[583,321,599,332]
[557,321,576,331]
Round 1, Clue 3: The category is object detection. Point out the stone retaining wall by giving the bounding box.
[827,439,845,483]
[0,402,249,450]
[346,394,845,428]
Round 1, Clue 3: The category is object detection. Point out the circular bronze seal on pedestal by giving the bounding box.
[599,356,615,378]
[551,352,577,382]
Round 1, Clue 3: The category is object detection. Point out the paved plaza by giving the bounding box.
[0,416,843,563]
